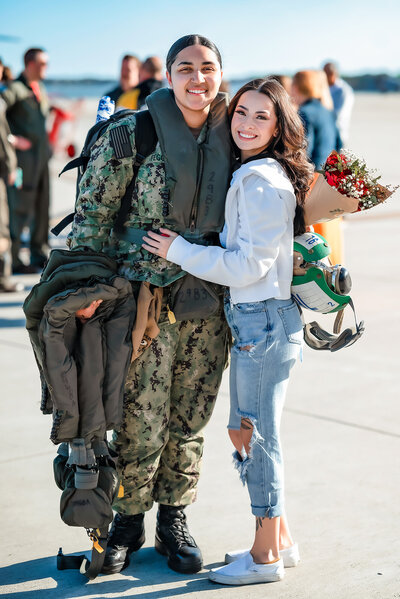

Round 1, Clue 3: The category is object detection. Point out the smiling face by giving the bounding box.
[166,44,222,127]
[231,90,279,161]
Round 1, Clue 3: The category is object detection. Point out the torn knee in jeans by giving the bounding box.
[240,417,253,432]
[240,417,253,455]
[238,344,254,351]
[228,427,242,454]
[234,338,258,354]
[232,412,265,484]
[240,413,263,453]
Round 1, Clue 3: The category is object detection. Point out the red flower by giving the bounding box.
[325,172,339,188]
[325,153,339,167]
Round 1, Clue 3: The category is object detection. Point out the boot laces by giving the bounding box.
[166,512,195,547]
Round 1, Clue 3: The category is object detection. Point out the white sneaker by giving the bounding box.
[225,542,300,568]
[209,552,284,585]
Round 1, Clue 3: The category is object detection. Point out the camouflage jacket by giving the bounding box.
[68,116,213,287]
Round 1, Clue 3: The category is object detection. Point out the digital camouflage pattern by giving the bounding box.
[111,302,229,514]
[68,114,207,287]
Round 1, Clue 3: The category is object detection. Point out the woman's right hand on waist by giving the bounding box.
[142,228,179,259]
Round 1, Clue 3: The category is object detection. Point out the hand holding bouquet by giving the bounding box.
[304,150,398,225]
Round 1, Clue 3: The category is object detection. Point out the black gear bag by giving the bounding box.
[54,440,122,579]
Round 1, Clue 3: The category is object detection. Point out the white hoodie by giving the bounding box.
[167,157,296,304]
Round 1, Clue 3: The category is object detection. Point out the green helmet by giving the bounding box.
[292,232,351,314]
[291,232,364,351]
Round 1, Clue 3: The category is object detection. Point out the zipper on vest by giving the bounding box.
[189,146,204,232]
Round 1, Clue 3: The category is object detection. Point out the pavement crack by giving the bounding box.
[285,407,400,439]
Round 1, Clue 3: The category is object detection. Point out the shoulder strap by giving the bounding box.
[133,109,158,161]
[58,155,87,178]
[113,110,157,237]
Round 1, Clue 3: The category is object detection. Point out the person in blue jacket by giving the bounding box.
[292,70,340,169]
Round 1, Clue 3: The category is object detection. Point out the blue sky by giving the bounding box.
[1,0,399,79]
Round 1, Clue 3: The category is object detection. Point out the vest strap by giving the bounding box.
[113,226,148,245]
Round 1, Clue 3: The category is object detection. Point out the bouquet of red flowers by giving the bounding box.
[304,150,397,225]
[324,150,395,211]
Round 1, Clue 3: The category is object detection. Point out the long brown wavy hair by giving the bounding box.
[228,77,314,235]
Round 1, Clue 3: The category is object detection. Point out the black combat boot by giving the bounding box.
[101,513,145,574]
[155,504,203,574]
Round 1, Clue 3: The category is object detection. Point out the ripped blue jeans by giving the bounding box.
[224,294,303,518]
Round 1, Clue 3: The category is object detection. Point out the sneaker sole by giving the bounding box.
[155,536,203,574]
[209,571,284,585]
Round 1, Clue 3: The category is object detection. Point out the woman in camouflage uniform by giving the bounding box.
[68,35,231,575]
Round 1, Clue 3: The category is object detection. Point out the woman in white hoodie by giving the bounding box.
[143,78,314,586]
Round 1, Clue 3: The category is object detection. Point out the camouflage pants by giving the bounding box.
[111,302,229,515]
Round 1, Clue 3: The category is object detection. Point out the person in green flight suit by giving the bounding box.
[67,34,232,576]
[1,48,51,273]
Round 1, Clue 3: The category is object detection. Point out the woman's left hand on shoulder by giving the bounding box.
[142,228,178,259]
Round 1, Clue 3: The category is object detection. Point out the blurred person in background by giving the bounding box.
[2,65,13,84]
[0,58,4,92]
[0,75,22,291]
[316,70,334,111]
[323,62,354,147]
[1,48,51,274]
[219,79,231,96]
[105,54,141,105]
[0,59,6,86]
[270,74,292,95]
[117,56,164,110]
[291,70,339,170]
[0,58,13,89]
[292,70,343,264]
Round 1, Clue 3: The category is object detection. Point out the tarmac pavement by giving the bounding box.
[0,94,399,598]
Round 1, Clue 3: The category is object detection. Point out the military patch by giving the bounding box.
[110,125,133,158]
